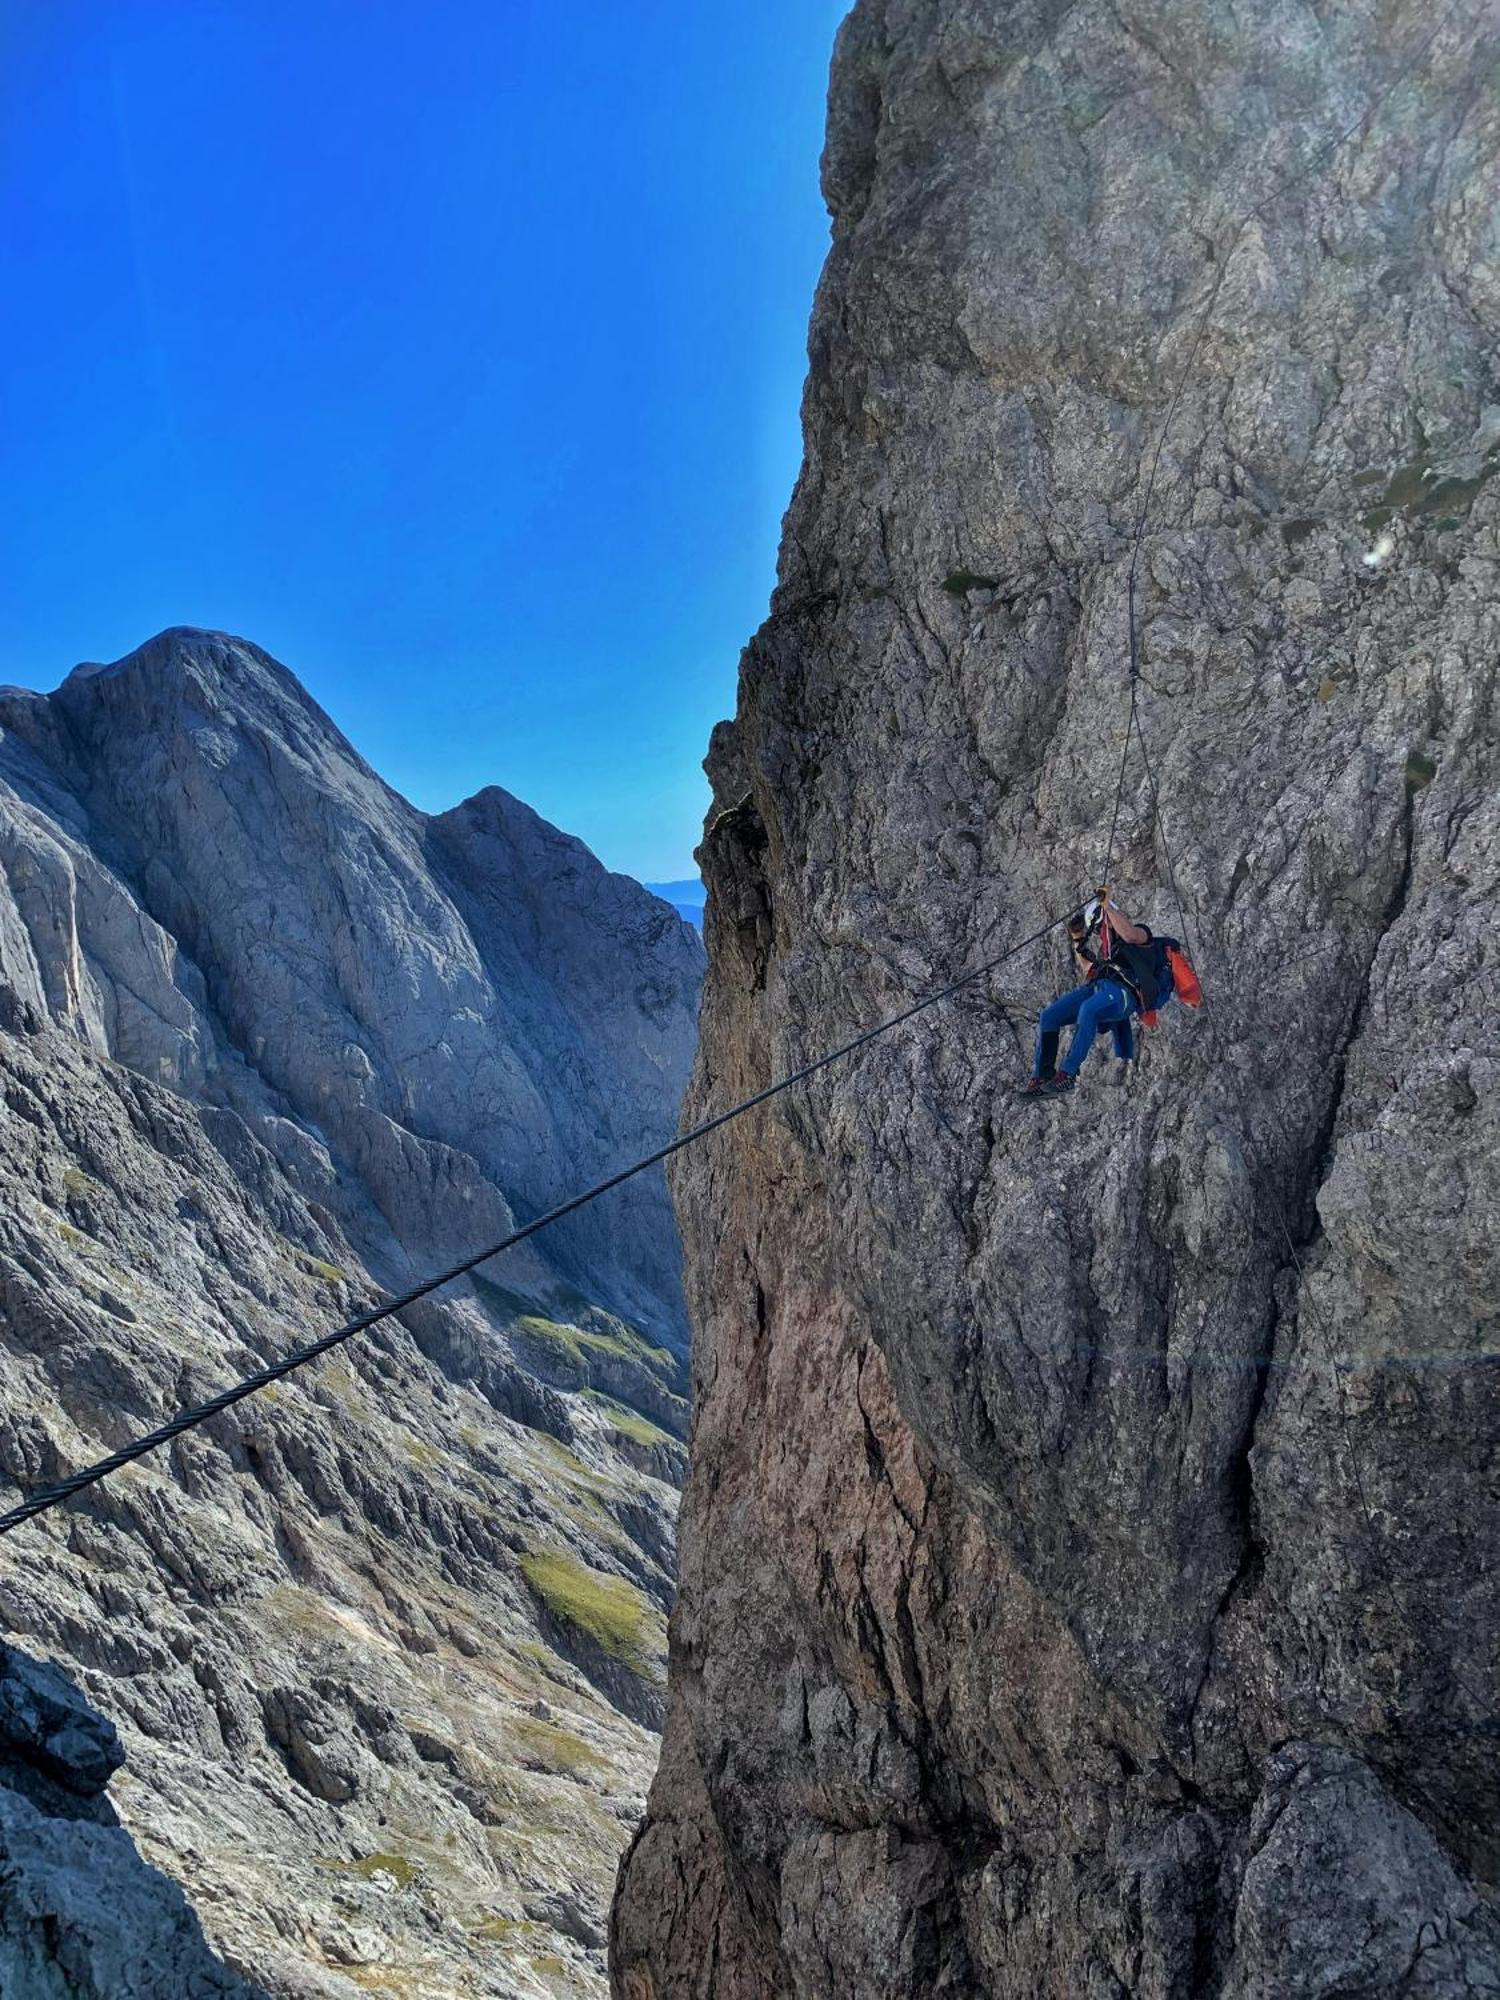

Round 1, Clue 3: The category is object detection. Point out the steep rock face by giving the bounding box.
[614,3,1499,1994]
[0,1642,261,1999]
[8,629,696,1323]
[0,629,702,1996]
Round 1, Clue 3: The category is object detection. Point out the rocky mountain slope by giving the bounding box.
[614,1,1499,1994]
[0,1640,260,1999]
[0,627,703,1998]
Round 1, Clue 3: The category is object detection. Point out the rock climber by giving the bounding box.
[1020,889,1196,1096]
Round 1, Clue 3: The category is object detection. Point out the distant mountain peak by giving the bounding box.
[643,878,706,930]
[0,625,705,1990]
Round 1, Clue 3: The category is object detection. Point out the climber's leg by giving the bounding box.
[1059,982,1131,1076]
[1032,986,1089,1081]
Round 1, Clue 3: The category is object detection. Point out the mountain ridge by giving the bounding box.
[2,624,702,1332]
[0,624,702,1996]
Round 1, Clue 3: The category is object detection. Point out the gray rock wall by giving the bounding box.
[0,628,703,1995]
[6,629,700,1326]
[614,2,1499,1993]
[0,1643,262,2000]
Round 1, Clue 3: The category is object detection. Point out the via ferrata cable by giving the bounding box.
[0,904,1075,1538]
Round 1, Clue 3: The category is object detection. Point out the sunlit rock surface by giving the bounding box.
[0,627,703,1997]
[613,1,1499,1993]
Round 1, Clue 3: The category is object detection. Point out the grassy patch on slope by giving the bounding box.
[581,1389,673,1450]
[472,1278,674,1372]
[510,1714,610,1778]
[519,1551,654,1676]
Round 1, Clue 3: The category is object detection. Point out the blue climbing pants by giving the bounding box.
[1034,979,1136,1078]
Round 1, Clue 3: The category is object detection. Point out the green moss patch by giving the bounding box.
[1383,463,1432,509]
[473,1915,544,1943]
[475,1280,677,1378]
[296,1251,346,1285]
[1425,471,1493,512]
[319,1851,420,1890]
[350,1852,419,1889]
[520,1551,653,1675]
[523,1312,672,1373]
[510,1714,610,1778]
[582,1390,672,1449]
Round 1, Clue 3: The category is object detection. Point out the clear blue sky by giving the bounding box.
[0,1,847,880]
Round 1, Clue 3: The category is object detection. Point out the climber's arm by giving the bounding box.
[1100,890,1147,945]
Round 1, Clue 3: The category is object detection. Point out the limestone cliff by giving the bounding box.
[0,628,703,1996]
[0,1642,262,1999]
[613,2,1499,1993]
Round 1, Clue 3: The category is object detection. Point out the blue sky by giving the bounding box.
[0,1,847,880]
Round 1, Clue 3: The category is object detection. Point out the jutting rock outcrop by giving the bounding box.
[614,1,1499,1993]
[0,1642,262,1999]
[0,628,703,1996]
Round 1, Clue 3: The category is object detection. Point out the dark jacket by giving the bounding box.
[1090,930,1179,1012]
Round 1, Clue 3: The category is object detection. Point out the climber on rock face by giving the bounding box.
[1020,889,1187,1096]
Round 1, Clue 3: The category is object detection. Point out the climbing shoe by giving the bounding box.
[1017,1074,1053,1097]
[1044,1071,1077,1094]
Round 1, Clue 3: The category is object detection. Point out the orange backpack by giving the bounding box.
[1166,943,1203,1007]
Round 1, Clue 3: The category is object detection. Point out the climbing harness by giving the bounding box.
[1090,927,1168,1015]
[0,0,1488,1777]
[1062,897,1194,1037]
